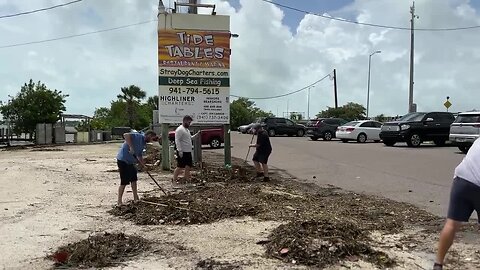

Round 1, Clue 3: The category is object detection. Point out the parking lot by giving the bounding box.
[223,133,466,217]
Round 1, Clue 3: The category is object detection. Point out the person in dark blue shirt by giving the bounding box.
[249,124,272,182]
[116,130,157,206]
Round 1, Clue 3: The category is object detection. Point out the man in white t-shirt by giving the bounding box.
[434,138,480,270]
[173,115,199,183]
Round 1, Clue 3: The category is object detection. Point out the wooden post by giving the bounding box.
[224,124,231,167]
[161,123,170,171]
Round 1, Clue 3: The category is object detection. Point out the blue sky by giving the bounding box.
[228,0,355,31]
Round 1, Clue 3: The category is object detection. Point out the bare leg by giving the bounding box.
[253,161,262,173]
[436,219,461,265]
[262,163,269,177]
[184,166,191,181]
[131,181,139,201]
[173,167,183,182]
[118,185,126,205]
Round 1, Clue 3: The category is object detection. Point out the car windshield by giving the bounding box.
[343,121,359,126]
[399,113,426,122]
[454,114,480,123]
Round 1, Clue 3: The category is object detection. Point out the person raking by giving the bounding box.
[433,138,480,270]
[116,130,157,206]
[249,123,272,182]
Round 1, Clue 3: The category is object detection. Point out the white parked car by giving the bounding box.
[336,120,383,143]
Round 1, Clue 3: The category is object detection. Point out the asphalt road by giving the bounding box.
[216,133,466,217]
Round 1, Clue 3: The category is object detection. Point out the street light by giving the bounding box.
[307,85,315,120]
[367,50,381,118]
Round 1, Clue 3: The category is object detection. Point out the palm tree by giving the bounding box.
[117,85,146,128]
[147,95,159,111]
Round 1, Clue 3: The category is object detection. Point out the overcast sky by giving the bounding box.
[1,0,480,118]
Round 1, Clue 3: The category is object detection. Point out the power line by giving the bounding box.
[0,0,83,19]
[0,20,157,49]
[230,73,332,100]
[260,0,480,31]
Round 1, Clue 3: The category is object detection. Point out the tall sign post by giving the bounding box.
[158,10,231,170]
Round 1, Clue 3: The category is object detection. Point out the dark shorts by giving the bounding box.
[117,160,138,185]
[177,151,193,168]
[447,177,480,222]
[252,151,271,165]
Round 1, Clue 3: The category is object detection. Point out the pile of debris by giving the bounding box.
[108,184,262,225]
[192,164,253,183]
[143,144,161,165]
[48,232,149,268]
[264,219,396,268]
[107,153,444,268]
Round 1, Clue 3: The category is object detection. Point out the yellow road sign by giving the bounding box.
[444,100,452,109]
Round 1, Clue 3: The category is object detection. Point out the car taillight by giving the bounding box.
[346,128,355,132]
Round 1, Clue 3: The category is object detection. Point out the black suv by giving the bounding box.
[379,112,455,147]
[260,117,306,137]
[306,118,347,141]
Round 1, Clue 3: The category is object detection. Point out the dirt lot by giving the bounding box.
[1,143,479,269]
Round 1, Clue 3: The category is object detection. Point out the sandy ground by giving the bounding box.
[1,143,479,270]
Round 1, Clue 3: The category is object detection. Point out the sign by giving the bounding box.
[158,29,230,124]
[444,97,452,109]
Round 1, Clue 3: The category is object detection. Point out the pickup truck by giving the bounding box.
[168,127,224,148]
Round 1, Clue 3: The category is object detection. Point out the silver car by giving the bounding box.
[449,111,480,153]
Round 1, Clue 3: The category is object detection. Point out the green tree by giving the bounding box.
[375,114,387,123]
[146,95,159,111]
[230,98,273,129]
[290,112,303,121]
[0,79,68,138]
[90,107,111,130]
[316,102,366,121]
[116,85,146,129]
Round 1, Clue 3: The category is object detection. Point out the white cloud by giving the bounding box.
[0,0,479,119]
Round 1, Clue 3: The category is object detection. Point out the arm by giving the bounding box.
[137,155,146,167]
[175,130,183,153]
[191,130,201,139]
[123,133,135,153]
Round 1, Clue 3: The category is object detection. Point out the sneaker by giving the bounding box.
[433,263,443,270]
[256,172,264,178]
[263,177,270,182]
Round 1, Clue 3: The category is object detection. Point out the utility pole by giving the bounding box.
[408,1,419,113]
[367,50,381,118]
[333,69,338,109]
[307,86,315,120]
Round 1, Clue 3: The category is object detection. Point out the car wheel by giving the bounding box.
[357,133,367,143]
[268,129,276,137]
[407,133,422,147]
[434,139,446,146]
[297,129,305,137]
[383,140,395,147]
[341,139,348,143]
[209,138,221,149]
[310,136,318,141]
[323,131,333,141]
[458,146,470,154]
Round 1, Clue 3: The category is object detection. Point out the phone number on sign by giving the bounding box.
[168,87,220,95]
[197,115,228,120]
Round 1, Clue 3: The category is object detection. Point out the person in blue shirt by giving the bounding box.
[116,130,157,206]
